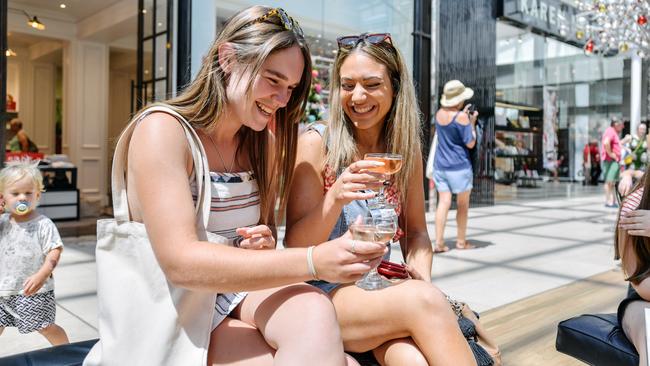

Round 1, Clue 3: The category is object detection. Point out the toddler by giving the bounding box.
[0,160,69,345]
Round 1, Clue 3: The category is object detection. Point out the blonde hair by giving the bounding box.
[324,39,422,202]
[0,160,44,193]
[130,6,312,223]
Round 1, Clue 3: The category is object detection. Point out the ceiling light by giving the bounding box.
[5,49,17,57]
[59,4,66,9]
[22,10,45,30]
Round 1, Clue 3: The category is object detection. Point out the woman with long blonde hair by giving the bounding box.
[86,6,386,365]
[286,33,477,365]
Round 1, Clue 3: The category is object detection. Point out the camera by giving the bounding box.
[466,104,477,115]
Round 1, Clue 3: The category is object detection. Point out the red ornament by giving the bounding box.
[585,39,595,53]
[639,15,648,26]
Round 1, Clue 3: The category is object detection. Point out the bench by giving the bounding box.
[556,313,638,366]
[0,339,380,366]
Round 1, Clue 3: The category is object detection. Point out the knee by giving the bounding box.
[283,285,339,331]
[623,301,650,340]
[438,196,452,208]
[38,324,55,335]
[400,282,452,319]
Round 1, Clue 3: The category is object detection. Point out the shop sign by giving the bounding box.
[500,0,580,44]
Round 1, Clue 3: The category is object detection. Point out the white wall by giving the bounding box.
[6,49,56,154]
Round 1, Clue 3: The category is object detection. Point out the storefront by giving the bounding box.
[496,0,635,184]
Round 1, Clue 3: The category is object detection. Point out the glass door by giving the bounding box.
[135,0,173,111]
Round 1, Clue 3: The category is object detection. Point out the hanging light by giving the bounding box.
[22,10,45,30]
[5,49,17,57]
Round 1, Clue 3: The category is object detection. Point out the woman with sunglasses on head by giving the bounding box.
[285,33,477,365]
[85,7,386,366]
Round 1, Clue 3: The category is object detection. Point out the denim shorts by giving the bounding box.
[433,168,473,193]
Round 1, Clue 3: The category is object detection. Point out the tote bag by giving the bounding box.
[84,106,228,366]
[425,132,438,179]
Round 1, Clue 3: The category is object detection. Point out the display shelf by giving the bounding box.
[38,167,79,221]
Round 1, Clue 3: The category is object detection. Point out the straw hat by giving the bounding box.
[440,80,474,107]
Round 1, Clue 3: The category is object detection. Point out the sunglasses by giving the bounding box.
[252,8,304,38]
[337,33,392,49]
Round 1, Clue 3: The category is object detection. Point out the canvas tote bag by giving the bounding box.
[84,105,228,366]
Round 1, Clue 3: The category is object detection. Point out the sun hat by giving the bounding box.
[440,80,474,107]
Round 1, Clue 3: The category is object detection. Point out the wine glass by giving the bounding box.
[352,211,398,291]
[364,153,403,209]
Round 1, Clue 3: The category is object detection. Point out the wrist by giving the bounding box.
[307,246,319,280]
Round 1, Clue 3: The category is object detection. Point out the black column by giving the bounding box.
[0,0,6,165]
[413,0,432,205]
[437,0,497,207]
[177,0,192,93]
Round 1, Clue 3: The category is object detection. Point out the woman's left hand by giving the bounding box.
[404,263,430,282]
[235,225,276,250]
[619,209,650,237]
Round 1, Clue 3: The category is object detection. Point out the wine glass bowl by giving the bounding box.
[363,153,403,209]
[364,153,403,175]
[351,211,399,291]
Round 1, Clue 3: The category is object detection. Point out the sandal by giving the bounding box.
[456,241,476,250]
[434,244,449,253]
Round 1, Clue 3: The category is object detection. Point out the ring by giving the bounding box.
[351,240,357,254]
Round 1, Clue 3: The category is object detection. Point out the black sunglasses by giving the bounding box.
[252,8,304,38]
[337,33,392,49]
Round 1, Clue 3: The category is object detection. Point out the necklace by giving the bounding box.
[206,132,237,173]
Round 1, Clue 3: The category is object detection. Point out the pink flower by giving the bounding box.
[314,84,322,94]
[312,70,319,78]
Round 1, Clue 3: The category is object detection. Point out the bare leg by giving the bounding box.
[0,327,4,336]
[455,190,474,249]
[234,283,350,366]
[605,181,615,205]
[435,191,452,251]
[373,338,428,366]
[37,323,69,346]
[330,280,476,366]
[622,300,650,366]
[209,318,275,366]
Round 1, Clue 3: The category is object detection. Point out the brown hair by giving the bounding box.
[615,169,650,284]
[131,5,311,223]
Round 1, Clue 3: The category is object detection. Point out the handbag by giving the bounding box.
[84,105,229,366]
[425,131,438,179]
[448,296,502,366]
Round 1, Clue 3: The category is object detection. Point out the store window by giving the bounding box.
[496,21,627,184]
[214,0,414,121]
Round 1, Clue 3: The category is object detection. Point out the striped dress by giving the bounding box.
[191,171,260,330]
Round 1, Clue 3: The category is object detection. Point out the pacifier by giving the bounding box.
[13,201,31,216]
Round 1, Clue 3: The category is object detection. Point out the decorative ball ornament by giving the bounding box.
[575,0,650,58]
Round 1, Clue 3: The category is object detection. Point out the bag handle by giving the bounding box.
[110,105,212,229]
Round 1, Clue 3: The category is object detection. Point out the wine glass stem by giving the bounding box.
[378,185,386,205]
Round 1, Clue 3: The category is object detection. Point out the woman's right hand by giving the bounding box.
[328,160,387,206]
[311,230,387,284]
[463,104,479,125]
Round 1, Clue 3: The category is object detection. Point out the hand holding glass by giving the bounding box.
[351,212,398,291]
